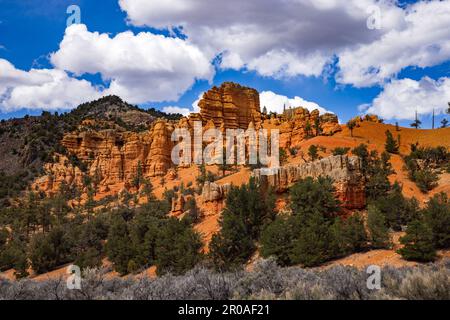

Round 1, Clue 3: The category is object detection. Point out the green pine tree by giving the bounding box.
[209,213,255,270]
[385,130,399,154]
[367,205,391,249]
[329,214,368,257]
[308,145,319,161]
[209,178,275,270]
[423,193,450,249]
[314,117,321,136]
[398,220,436,262]
[260,216,295,266]
[290,177,340,224]
[155,219,203,275]
[290,211,332,267]
[347,120,356,137]
[441,118,449,128]
[106,215,134,275]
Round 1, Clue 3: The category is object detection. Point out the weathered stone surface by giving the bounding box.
[252,155,366,209]
[201,181,231,202]
[32,154,84,195]
[351,114,383,127]
[197,82,261,130]
[320,113,341,136]
[59,119,174,189]
[171,193,186,216]
[265,107,342,149]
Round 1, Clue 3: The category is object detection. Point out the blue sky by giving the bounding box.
[1,0,449,128]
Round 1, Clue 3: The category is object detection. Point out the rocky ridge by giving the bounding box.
[252,155,366,209]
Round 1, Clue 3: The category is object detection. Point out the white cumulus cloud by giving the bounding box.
[119,0,405,80]
[337,1,450,87]
[51,24,214,104]
[0,58,101,112]
[260,91,332,115]
[362,77,450,120]
[119,0,450,90]
[162,106,191,116]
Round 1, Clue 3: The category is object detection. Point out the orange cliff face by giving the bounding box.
[198,82,262,130]
[33,119,174,195]
[262,107,342,149]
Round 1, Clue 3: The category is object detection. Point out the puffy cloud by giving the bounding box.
[191,92,203,113]
[51,24,214,104]
[362,77,450,120]
[161,92,204,116]
[119,0,404,79]
[119,0,450,88]
[260,91,332,115]
[162,106,191,116]
[0,58,101,112]
[337,1,450,87]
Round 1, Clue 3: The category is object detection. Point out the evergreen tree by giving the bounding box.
[290,177,340,224]
[410,111,422,129]
[260,216,295,266]
[128,214,160,269]
[314,117,321,136]
[262,106,268,115]
[423,193,450,249]
[132,161,143,189]
[290,212,332,267]
[330,214,368,257]
[308,145,319,161]
[70,219,107,269]
[29,227,72,274]
[398,220,436,262]
[210,212,255,270]
[0,238,29,278]
[209,178,275,270]
[373,183,420,231]
[106,215,134,275]
[305,121,313,138]
[385,130,399,154]
[442,118,449,128]
[332,147,350,156]
[365,172,391,201]
[141,179,154,201]
[155,219,203,275]
[183,197,200,224]
[225,178,275,239]
[414,169,439,193]
[367,205,391,249]
[347,120,356,137]
[352,144,370,173]
[279,148,288,166]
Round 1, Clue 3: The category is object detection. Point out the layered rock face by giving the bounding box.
[201,181,231,202]
[55,119,174,189]
[350,114,383,127]
[198,82,261,130]
[252,155,366,209]
[33,155,84,194]
[264,107,342,149]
